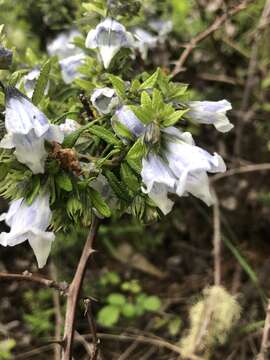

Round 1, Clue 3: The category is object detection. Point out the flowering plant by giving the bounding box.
[0,1,233,358]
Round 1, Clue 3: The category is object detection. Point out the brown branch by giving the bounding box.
[84,298,100,360]
[211,163,270,182]
[171,0,252,77]
[234,0,270,156]
[0,270,68,293]
[212,191,221,286]
[257,299,270,360]
[61,216,99,360]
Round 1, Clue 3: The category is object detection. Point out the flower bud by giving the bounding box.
[131,195,145,220]
[143,122,160,146]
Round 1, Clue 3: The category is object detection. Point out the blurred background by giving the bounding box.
[0,0,270,359]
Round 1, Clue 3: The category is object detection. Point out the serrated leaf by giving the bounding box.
[62,122,92,148]
[82,2,106,16]
[55,173,73,192]
[104,170,131,202]
[152,89,163,111]
[74,78,94,91]
[125,138,145,173]
[112,119,133,140]
[32,59,51,105]
[129,105,152,125]
[139,68,160,90]
[130,78,141,92]
[108,74,126,98]
[26,176,40,205]
[141,91,152,107]
[162,109,188,127]
[89,125,122,146]
[89,187,111,218]
[120,162,140,192]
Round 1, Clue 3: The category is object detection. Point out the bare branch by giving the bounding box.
[211,163,270,182]
[61,216,99,360]
[257,299,270,360]
[172,0,252,77]
[0,270,68,293]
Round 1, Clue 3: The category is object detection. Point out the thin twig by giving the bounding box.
[61,216,99,360]
[50,263,63,360]
[84,298,100,360]
[0,271,68,293]
[171,0,252,76]
[257,299,270,360]
[234,0,270,156]
[212,191,222,286]
[211,163,270,182]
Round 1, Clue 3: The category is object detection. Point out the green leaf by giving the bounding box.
[89,187,111,218]
[107,293,126,306]
[74,78,95,91]
[55,173,73,192]
[162,109,188,127]
[120,162,140,192]
[141,91,152,107]
[32,59,51,105]
[104,170,131,202]
[125,138,145,173]
[129,105,151,125]
[97,305,120,327]
[89,125,122,146]
[122,303,136,318]
[139,68,160,90]
[108,74,126,98]
[168,317,182,336]
[143,296,161,311]
[0,164,8,181]
[112,119,133,141]
[82,2,106,16]
[26,176,40,205]
[152,89,163,111]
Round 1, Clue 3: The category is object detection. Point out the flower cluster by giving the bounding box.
[0,13,233,268]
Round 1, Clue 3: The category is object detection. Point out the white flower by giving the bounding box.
[59,118,81,136]
[59,53,85,84]
[22,68,49,98]
[91,88,119,114]
[133,28,157,60]
[114,106,145,138]
[149,19,173,38]
[141,153,175,215]
[141,126,226,214]
[0,87,63,174]
[0,193,54,268]
[85,18,134,69]
[47,29,82,58]
[164,127,226,206]
[187,100,233,133]
[47,30,85,84]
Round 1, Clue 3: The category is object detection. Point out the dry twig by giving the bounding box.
[257,300,270,360]
[172,0,252,76]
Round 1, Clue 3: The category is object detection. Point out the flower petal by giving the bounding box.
[115,106,145,138]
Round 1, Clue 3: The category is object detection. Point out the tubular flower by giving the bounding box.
[0,87,63,174]
[59,118,81,136]
[22,68,49,98]
[114,106,145,138]
[114,107,227,213]
[47,29,85,84]
[187,100,233,133]
[85,18,134,69]
[0,193,54,268]
[133,28,157,60]
[91,88,119,115]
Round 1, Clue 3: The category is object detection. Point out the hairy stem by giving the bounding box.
[61,216,99,360]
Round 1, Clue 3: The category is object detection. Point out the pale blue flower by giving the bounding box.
[59,118,81,136]
[85,18,134,69]
[47,30,85,84]
[134,28,157,60]
[114,106,145,138]
[149,19,173,39]
[22,68,49,98]
[91,88,119,114]
[187,100,233,133]
[0,88,63,173]
[0,193,54,268]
